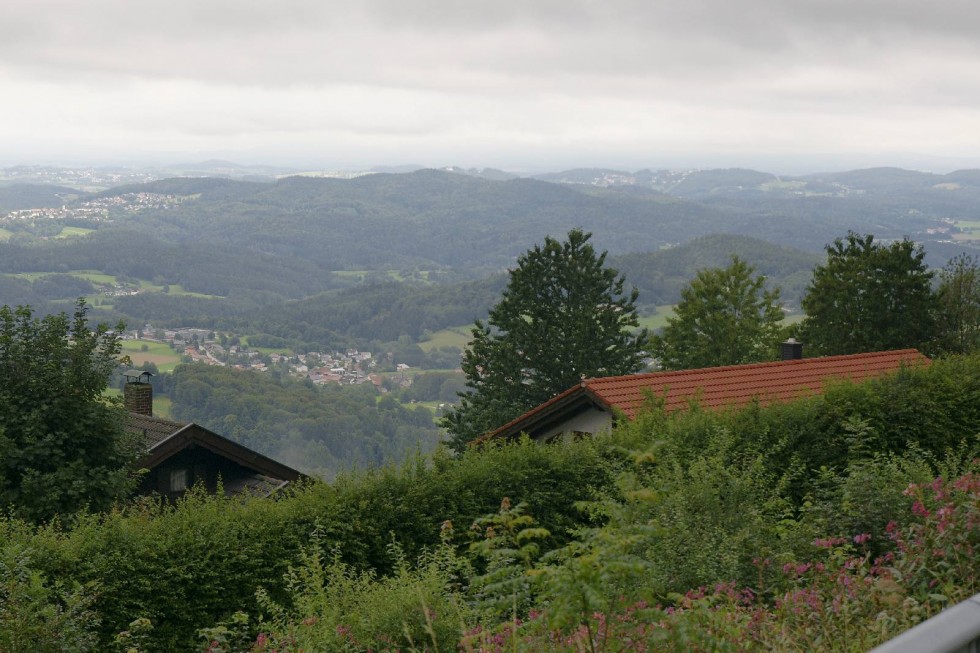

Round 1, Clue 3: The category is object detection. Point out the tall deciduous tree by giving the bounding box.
[935,253,980,354]
[800,232,936,356]
[651,256,784,370]
[0,300,137,522]
[442,229,648,450]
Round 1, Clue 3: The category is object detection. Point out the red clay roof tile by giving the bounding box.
[488,349,929,440]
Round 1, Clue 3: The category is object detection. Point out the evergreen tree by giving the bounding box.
[935,253,980,354]
[0,300,138,522]
[651,256,784,370]
[442,230,648,450]
[800,233,936,356]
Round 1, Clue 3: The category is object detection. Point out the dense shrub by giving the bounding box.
[0,352,976,650]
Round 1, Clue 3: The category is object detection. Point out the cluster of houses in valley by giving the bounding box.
[2,192,183,225]
[128,326,412,389]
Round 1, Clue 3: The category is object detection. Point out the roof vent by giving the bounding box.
[781,338,804,361]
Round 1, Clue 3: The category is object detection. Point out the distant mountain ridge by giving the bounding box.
[1,165,977,339]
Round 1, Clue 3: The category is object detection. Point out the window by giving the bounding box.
[170,468,188,492]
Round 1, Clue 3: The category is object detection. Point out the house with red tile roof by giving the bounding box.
[487,349,929,443]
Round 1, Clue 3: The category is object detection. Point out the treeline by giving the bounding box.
[0,273,96,313]
[167,364,442,477]
[610,233,821,307]
[0,229,338,298]
[3,352,979,650]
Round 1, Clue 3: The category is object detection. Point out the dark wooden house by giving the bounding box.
[123,371,305,498]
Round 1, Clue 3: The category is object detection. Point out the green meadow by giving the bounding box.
[419,326,472,352]
[636,304,677,331]
[55,226,94,239]
[954,219,980,240]
[120,340,183,373]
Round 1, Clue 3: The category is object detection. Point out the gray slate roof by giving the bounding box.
[126,413,188,448]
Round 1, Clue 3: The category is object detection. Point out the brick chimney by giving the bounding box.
[780,338,804,361]
[123,370,154,416]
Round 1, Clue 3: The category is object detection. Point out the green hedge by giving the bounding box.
[1,353,977,651]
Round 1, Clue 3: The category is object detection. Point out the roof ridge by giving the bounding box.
[584,349,924,387]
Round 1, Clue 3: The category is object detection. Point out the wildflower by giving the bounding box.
[853,533,871,544]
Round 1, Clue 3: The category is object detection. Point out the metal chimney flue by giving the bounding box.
[781,338,804,361]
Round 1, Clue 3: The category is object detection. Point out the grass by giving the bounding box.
[71,270,117,284]
[54,226,94,239]
[137,279,220,298]
[152,396,173,419]
[0,227,12,242]
[953,219,980,241]
[636,305,677,331]
[104,387,173,418]
[418,327,472,352]
[120,340,183,373]
[241,339,294,356]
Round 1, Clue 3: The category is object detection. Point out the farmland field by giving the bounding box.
[954,219,980,241]
[55,226,94,239]
[120,340,183,373]
[419,326,471,352]
[636,305,677,331]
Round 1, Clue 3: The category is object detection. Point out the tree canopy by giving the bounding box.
[935,253,980,354]
[0,300,137,522]
[800,233,936,356]
[441,229,649,450]
[651,256,784,370]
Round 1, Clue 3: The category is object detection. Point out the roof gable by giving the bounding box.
[126,414,305,484]
[138,423,304,483]
[490,349,929,441]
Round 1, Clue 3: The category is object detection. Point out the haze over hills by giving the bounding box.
[0,164,977,349]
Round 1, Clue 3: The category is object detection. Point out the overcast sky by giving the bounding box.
[2,0,980,172]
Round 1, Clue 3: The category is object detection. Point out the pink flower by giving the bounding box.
[853,533,871,544]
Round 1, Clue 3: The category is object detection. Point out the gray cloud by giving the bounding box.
[2,0,980,168]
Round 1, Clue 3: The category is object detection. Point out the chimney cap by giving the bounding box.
[123,369,154,384]
[780,338,804,360]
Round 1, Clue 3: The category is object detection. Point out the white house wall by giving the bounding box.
[532,407,613,442]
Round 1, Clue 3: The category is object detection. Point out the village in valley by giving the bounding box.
[125,324,411,390]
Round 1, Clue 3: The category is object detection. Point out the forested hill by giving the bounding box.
[211,234,820,352]
[1,166,977,339]
[0,183,83,212]
[609,234,822,307]
[98,170,739,271]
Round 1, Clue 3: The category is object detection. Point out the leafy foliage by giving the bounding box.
[168,364,442,478]
[442,229,648,449]
[652,256,784,369]
[0,353,977,650]
[801,232,937,355]
[935,253,980,354]
[0,300,137,522]
[0,540,99,653]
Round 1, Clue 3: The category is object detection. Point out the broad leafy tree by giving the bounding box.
[651,256,784,370]
[800,232,936,356]
[0,300,138,522]
[935,253,980,354]
[442,229,648,450]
